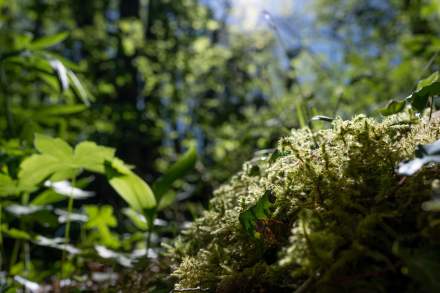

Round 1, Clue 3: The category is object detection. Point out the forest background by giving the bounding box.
[0,0,439,291]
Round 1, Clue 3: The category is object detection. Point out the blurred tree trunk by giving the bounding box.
[120,0,140,18]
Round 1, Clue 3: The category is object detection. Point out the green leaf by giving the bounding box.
[105,158,156,211]
[152,144,197,202]
[85,205,117,228]
[379,99,407,116]
[34,133,73,160]
[0,174,20,196]
[157,191,177,210]
[49,168,79,182]
[84,205,120,248]
[122,208,148,231]
[19,134,115,188]
[37,104,88,116]
[31,190,65,205]
[11,34,32,50]
[411,71,440,112]
[239,190,274,238]
[18,154,65,189]
[74,141,115,173]
[28,32,69,50]
[67,70,92,105]
[1,225,32,240]
[416,71,440,92]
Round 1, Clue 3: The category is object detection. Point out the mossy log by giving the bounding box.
[169,115,440,293]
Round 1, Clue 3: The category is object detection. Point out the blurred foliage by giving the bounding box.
[311,0,440,115]
[0,0,439,290]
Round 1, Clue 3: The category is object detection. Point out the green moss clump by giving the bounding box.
[168,115,440,292]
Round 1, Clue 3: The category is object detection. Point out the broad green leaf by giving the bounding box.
[19,134,118,189]
[416,71,440,92]
[34,133,73,160]
[13,53,53,73]
[85,205,120,248]
[31,190,65,205]
[0,174,20,196]
[49,168,79,182]
[85,205,117,229]
[13,34,33,50]
[411,71,440,112]
[122,208,148,231]
[239,190,274,238]
[152,144,197,202]
[1,225,32,240]
[28,32,69,50]
[379,99,407,116]
[108,171,155,210]
[157,191,177,210]
[18,154,66,189]
[105,158,156,211]
[74,142,115,173]
[411,93,430,113]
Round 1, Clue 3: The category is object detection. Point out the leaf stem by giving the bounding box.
[65,197,75,244]
[61,176,76,278]
[21,193,31,278]
[9,240,21,271]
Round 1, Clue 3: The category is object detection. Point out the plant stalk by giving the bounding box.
[61,176,76,278]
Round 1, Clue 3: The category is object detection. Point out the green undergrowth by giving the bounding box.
[168,114,440,292]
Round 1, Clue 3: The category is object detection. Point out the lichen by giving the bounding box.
[168,114,440,292]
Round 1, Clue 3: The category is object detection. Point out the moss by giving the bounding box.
[168,115,440,292]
